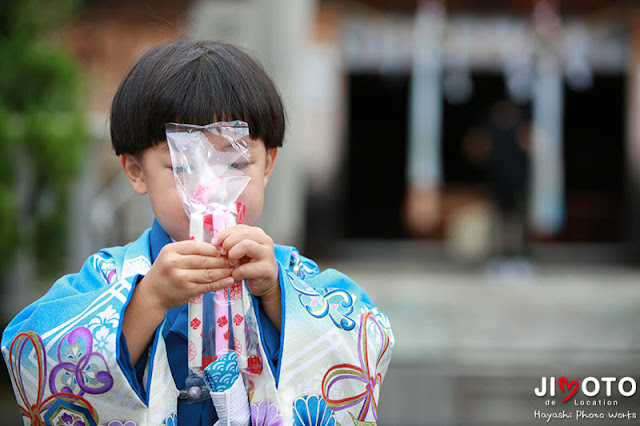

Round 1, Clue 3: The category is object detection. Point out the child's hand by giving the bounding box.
[212,225,281,329]
[124,240,233,364]
[139,240,235,312]
[213,225,279,300]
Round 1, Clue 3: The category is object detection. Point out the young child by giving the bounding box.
[2,40,393,425]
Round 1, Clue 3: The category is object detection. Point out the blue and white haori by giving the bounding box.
[2,229,394,425]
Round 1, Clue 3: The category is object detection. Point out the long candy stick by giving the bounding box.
[187,187,213,369]
[188,212,205,370]
[212,208,231,359]
[229,281,248,371]
[213,204,249,369]
[229,202,249,371]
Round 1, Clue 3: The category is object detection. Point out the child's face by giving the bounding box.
[121,139,277,242]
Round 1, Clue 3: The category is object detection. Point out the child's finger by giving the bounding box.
[206,276,236,294]
[191,275,237,297]
[180,254,230,270]
[188,267,234,284]
[226,239,269,265]
[210,225,243,244]
[231,263,278,295]
[231,262,263,282]
[213,225,272,254]
[171,239,218,256]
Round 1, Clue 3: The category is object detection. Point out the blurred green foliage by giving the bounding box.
[0,0,87,274]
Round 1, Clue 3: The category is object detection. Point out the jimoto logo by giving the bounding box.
[532,376,638,422]
[535,376,637,402]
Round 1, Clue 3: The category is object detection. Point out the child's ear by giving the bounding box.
[120,154,148,195]
[263,148,278,186]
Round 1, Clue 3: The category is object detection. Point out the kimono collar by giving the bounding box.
[149,219,172,263]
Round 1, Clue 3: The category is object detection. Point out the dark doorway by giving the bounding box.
[441,73,526,185]
[341,72,626,242]
[560,74,625,242]
[344,74,410,239]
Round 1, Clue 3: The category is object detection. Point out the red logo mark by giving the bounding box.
[190,318,201,330]
[233,314,244,326]
[559,377,579,402]
[217,316,228,328]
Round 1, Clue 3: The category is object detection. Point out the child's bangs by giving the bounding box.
[111,41,284,155]
[159,56,278,148]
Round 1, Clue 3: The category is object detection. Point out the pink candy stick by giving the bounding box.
[213,207,231,358]
[214,289,230,357]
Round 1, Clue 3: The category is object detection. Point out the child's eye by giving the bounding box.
[229,162,250,170]
[171,165,190,174]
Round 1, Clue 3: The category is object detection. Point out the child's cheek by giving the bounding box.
[237,188,263,226]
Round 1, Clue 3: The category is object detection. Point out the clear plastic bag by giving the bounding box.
[166,121,263,402]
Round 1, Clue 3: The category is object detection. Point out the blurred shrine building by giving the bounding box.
[329,0,640,259]
[63,0,640,264]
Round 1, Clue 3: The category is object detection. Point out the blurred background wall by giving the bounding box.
[2,0,640,424]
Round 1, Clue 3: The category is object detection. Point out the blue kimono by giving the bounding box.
[2,221,393,425]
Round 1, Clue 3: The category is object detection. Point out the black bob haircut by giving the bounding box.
[110,40,285,155]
